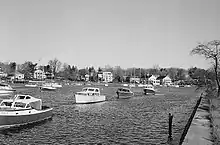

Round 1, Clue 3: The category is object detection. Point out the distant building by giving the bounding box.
[34,69,46,80]
[163,76,172,86]
[14,71,24,80]
[85,74,90,81]
[148,75,160,86]
[102,72,113,82]
[0,71,7,78]
[156,75,172,86]
[98,73,103,81]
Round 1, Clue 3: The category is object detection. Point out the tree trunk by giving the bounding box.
[214,57,220,97]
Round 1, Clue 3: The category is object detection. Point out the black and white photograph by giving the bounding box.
[0,0,219,144]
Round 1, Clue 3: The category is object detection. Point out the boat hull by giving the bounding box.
[116,92,133,99]
[0,107,53,128]
[143,88,155,95]
[75,95,106,104]
[25,84,37,87]
[40,87,56,91]
[0,90,15,96]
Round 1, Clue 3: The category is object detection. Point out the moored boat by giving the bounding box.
[143,84,156,95]
[116,87,134,99]
[0,94,53,128]
[40,83,56,91]
[0,83,15,96]
[40,85,56,91]
[75,87,106,104]
[25,83,38,88]
[51,83,62,88]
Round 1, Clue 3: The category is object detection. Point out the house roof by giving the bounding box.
[156,76,166,80]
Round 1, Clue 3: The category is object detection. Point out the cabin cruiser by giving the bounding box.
[116,87,134,99]
[51,82,62,88]
[143,84,156,95]
[75,87,106,104]
[0,94,53,128]
[40,83,56,91]
[0,83,15,96]
[25,83,38,87]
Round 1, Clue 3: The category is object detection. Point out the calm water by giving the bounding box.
[0,85,200,145]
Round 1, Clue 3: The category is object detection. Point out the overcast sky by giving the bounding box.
[0,0,219,69]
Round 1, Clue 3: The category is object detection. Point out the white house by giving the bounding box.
[102,72,113,83]
[34,69,46,80]
[163,76,172,86]
[0,71,7,78]
[14,71,24,80]
[148,75,160,86]
[85,74,90,81]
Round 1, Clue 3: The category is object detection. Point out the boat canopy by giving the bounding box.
[0,94,42,110]
[118,88,131,92]
[82,87,100,92]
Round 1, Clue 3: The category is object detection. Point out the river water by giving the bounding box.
[0,85,200,145]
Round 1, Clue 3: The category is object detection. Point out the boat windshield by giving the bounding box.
[147,85,153,89]
[76,92,87,95]
[88,88,94,91]
[0,101,13,107]
[14,102,26,108]
[119,88,130,92]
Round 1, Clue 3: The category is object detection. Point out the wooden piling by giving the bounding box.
[168,113,173,142]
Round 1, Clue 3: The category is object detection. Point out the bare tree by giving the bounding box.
[191,40,220,96]
[48,58,62,77]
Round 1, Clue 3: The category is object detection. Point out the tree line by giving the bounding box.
[0,58,211,84]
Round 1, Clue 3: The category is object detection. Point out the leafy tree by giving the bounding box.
[167,68,178,81]
[159,68,168,76]
[8,62,16,74]
[19,61,37,79]
[44,65,52,73]
[175,68,186,81]
[191,40,220,96]
[97,67,102,73]
[48,58,62,77]
[78,68,89,81]
[113,66,124,82]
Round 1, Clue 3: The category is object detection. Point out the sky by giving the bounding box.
[0,0,219,69]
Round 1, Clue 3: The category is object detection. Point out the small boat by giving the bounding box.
[0,83,15,96]
[0,94,53,128]
[25,83,38,87]
[75,87,106,104]
[40,85,56,91]
[143,84,156,95]
[40,83,56,91]
[122,84,129,87]
[51,83,62,88]
[116,87,134,99]
[129,84,136,87]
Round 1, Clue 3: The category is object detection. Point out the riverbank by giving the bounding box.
[181,93,213,145]
[210,97,220,145]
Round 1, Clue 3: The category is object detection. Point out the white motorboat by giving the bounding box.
[75,87,106,104]
[0,94,53,128]
[40,83,56,91]
[143,84,156,95]
[116,87,134,99]
[51,83,62,88]
[25,83,38,87]
[0,83,15,96]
